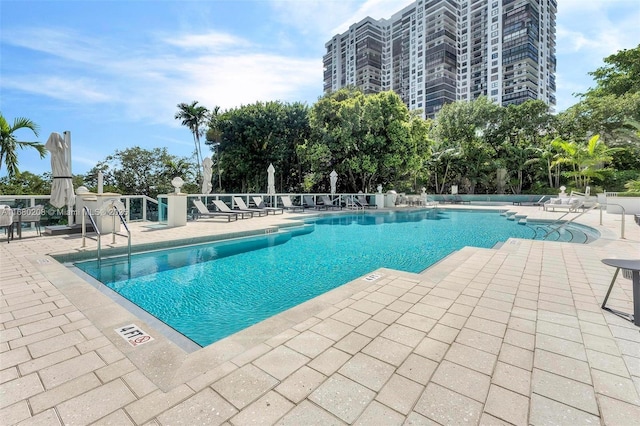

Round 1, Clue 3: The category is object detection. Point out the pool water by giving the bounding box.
[75,209,599,346]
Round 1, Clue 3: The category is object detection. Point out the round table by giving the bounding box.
[601,258,640,326]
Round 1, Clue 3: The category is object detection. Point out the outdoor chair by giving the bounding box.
[252,197,284,215]
[193,200,239,222]
[321,195,342,210]
[304,195,326,210]
[17,205,44,236]
[232,197,268,217]
[452,195,470,204]
[357,195,377,209]
[0,205,14,243]
[211,200,254,219]
[280,195,305,212]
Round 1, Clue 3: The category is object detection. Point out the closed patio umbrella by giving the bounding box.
[202,157,213,194]
[267,163,276,195]
[330,170,338,195]
[46,132,75,222]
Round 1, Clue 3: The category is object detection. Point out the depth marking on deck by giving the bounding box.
[36,258,51,264]
[363,273,384,282]
[115,324,154,347]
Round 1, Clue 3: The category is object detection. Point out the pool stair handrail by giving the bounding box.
[543,203,600,239]
[81,203,131,266]
[81,206,101,263]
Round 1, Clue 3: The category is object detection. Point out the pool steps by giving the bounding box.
[500,209,528,224]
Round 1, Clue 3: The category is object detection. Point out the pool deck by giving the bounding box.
[1,205,639,425]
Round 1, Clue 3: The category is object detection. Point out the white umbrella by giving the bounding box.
[330,170,338,195]
[46,132,75,221]
[201,157,213,194]
[267,163,276,194]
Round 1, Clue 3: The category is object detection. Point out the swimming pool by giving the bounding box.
[75,209,599,346]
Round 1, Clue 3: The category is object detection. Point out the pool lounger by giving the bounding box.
[192,200,239,222]
[252,197,284,215]
[280,196,305,212]
[233,197,269,217]
[212,200,254,219]
[304,195,328,210]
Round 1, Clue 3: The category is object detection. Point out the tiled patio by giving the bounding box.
[1,205,639,425]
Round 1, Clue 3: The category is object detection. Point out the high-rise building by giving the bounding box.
[323,0,556,118]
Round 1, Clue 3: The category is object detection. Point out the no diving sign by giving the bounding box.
[115,324,154,347]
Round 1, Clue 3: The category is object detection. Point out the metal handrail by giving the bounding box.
[111,207,132,263]
[543,203,599,239]
[81,206,102,264]
[600,203,626,239]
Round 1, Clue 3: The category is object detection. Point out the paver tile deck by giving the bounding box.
[0,205,639,424]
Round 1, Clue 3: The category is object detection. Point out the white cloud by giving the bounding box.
[1,26,321,128]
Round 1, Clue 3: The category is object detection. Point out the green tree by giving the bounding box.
[586,44,640,97]
[430,97,500,193]
[175,101,209,181]
[206,101,310,193]
[0,113,46,179]
[552,135,621,190]
[0,171,50,195]
[304,88,431,193]
[86,147,197,197]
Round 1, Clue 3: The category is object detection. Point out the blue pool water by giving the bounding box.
[75,209,599,346]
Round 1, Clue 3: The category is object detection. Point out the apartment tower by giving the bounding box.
[323,0,556,118]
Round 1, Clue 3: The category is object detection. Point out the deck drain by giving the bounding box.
[363,273,384,282]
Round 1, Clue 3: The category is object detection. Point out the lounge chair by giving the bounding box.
[211,200,254,219]
[321,195,342,210]
[193,200,239,222]
[357,195,377,209]
[304,195,326,210]
[513,195,546,206]
[252,197,284,215]
[452,195,470,204]
[232,197,268,217]
[280,195,305,212]
[543,197,583,212]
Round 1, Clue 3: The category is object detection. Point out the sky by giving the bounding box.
[1,0,639,178]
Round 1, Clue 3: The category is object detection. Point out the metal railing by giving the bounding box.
[543,203,599,239]
[81,204,131,265]
[81,206,102,263]
[600,203,626,239]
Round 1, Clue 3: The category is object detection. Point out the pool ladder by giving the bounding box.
[81,205,131,266]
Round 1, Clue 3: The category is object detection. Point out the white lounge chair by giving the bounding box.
[280,195,305,212]
[252,197,284,215]
[233,197,268,217]
[211,200,253,219]
[543,197,583,212]
[193,200,239,222]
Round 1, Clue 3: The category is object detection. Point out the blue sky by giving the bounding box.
[1,0,639,178]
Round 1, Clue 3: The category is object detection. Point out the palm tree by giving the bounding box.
[552,135,621,189]
[0,113,46,179]
[174,101,209,180]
